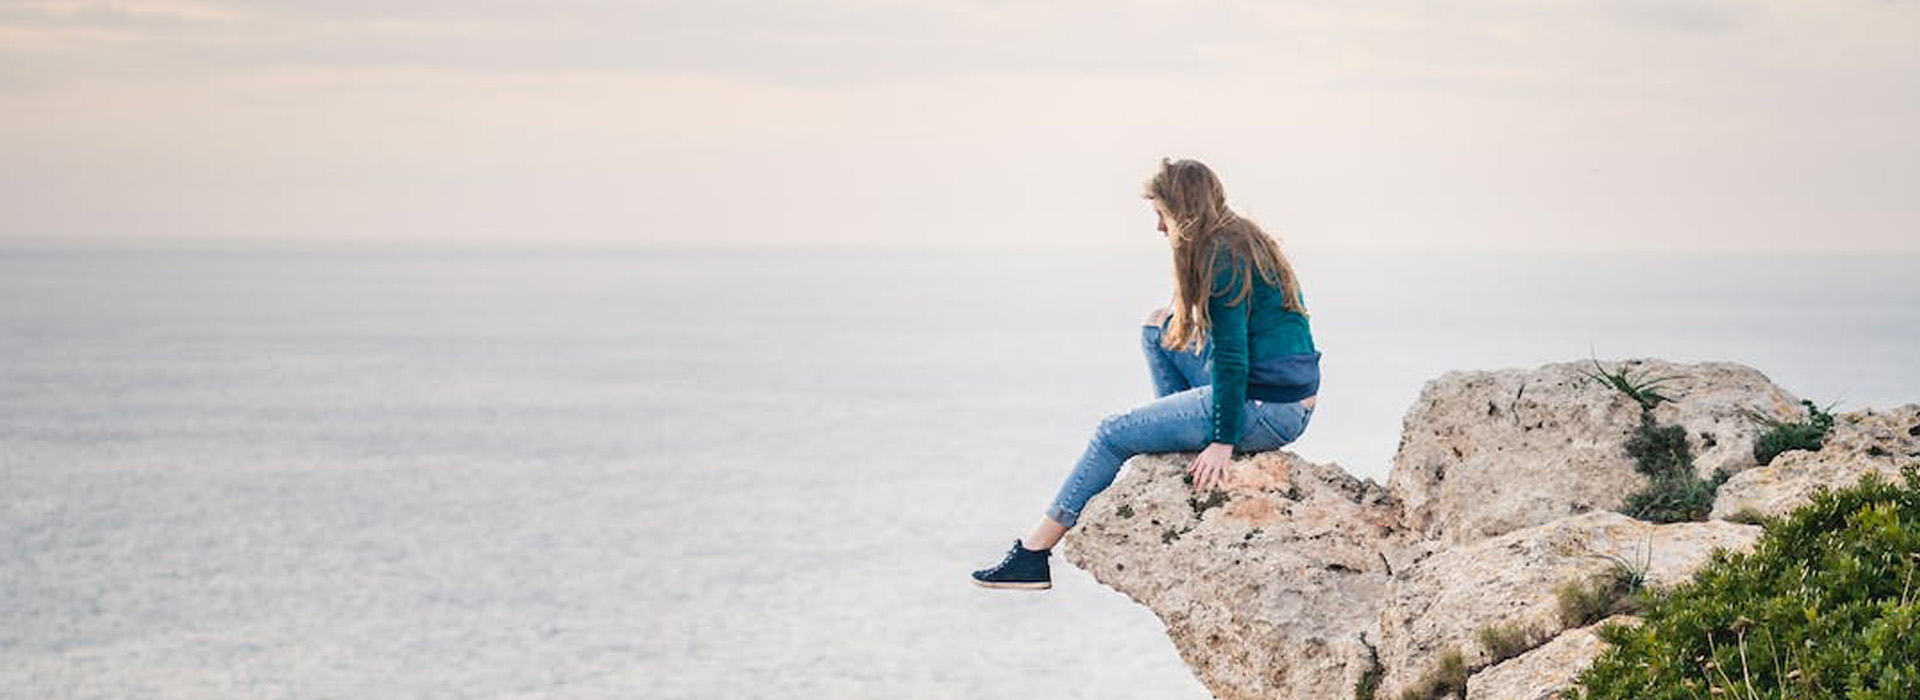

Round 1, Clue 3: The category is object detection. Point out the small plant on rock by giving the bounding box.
[1474,620,1552,666]
[1585,359,1726,523]
[1394,647,1467,700]
[1740,398,1837,466]
[1623,412,1689,477]
[1556,549,1653,629]
[1556,577,1627,629]
[1352,642,1383,700]
[1619,468,1730,524]
[1579,358,1678,411]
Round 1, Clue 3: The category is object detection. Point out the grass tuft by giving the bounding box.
[1474,620,1553,666]
[1395,647,1468,700]
[1556,553,1651,630]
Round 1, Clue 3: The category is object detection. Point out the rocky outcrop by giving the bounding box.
[1464,616,1640,700]
[1712,404,1920,519]
[1388,359,1797,546]
[1060,451,1410,700]
[1056,358,1895,700]
[1374,514,1759,699]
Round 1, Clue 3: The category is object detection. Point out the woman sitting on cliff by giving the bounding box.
[971,158,1322,590]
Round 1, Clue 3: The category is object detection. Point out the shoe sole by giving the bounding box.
[971,578,1051,590]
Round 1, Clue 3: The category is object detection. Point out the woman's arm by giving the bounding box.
[1187,251,1248,492]
[1206,253,1251,446]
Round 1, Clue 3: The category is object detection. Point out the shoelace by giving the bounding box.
[989,543,1029,571]
[994,548,1019,569]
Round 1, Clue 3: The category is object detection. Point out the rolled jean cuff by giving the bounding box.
[1045,502,1081,529]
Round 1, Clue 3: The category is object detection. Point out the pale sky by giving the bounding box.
[2,0,1917,252]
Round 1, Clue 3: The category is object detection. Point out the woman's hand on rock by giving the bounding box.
[1187,442,1234,492]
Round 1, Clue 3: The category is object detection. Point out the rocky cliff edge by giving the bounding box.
[1059,358,1920,700]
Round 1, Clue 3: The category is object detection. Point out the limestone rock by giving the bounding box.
[1464,616,1640,700]
[1056,358,1909,700]
[1388,359,1797,546]
[1373,512,1760,700]
[1061,451,1411,700]
[1712,404,1920,519]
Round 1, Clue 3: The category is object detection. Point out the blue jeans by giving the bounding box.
[1043,323,1315,528]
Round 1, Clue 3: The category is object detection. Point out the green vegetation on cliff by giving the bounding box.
[1744,398,1838,466]
[1579,359,1727,523]
[1571,467,1920,700]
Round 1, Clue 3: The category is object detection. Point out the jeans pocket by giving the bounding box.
[1234,401,1277,452]
[1254,401,1309,447]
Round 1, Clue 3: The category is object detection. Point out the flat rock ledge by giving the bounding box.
[1712,403,1920,519]
[1058,358,1907,700]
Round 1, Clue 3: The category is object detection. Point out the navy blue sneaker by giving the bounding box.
[971,539,1052,590]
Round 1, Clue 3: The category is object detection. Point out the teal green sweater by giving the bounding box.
[1204,248,1321,445]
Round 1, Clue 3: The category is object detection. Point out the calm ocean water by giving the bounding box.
[3,245,1916,700]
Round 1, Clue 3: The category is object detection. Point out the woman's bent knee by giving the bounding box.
[1144,306,1169,326]
[1141,322,1165,347]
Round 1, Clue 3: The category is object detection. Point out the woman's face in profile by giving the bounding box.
[1151,201,1169,236]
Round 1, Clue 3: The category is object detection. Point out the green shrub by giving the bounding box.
[1614,409,1728,523]
[1569,467,1920,700]
[1577,360,1729,523]
[1619,470,1731,524]
[1745,399,1837,465]
[1623,412,1690,478]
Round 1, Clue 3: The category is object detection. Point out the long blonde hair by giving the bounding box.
[1145,158,1307,352]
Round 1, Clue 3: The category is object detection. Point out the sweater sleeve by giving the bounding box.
[1207,251,1251,445]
